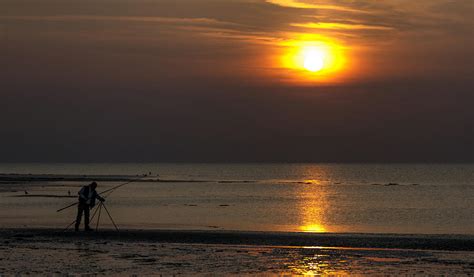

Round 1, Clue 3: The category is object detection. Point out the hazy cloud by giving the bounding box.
[0,15,239,28]
[265,0,369,13]
[291,22,395,31]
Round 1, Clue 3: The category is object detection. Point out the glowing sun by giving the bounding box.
[302,46,326,72]
[279,37,347,82]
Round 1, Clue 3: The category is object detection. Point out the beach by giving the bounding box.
[1,229,474,275]
[1,163,473,274]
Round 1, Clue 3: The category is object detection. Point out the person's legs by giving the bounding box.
[84,205,91,230]
[75,204,84,231]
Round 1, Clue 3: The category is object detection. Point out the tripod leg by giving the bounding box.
[89,204,101,222]
[101,203,119,232]
[95,202,103,231]
[63,219,77,232]
[63,204,101,232]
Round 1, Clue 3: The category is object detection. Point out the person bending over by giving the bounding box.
[75,182,105,231]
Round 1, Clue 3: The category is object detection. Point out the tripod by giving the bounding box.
[59,175,150,232]
[63,201,119,232]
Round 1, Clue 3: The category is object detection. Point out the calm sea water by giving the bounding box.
[0,163,473,234]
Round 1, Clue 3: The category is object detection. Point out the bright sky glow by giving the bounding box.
[279,37,347,83]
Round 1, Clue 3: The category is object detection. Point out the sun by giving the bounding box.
[279,37,347,82]
[286,43,335,74]
[302,46,326,72]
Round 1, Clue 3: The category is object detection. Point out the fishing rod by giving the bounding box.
[99,174,149,196]
[61,174,151,232]
[56,174,150,213]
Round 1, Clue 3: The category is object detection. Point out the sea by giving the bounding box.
[0,163,473,234]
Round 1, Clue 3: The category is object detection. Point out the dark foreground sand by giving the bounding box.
[1,229,473,275]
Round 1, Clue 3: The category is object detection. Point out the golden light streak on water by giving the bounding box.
[297,168,331,233]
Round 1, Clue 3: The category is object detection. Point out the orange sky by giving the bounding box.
[1,0,472,86]
[0,0,472,162]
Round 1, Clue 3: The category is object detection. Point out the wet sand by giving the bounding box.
[1,229,474,275]
[2,229,473,251]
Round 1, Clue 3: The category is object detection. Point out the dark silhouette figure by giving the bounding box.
[75,182,105,231]
[24,190,28,195]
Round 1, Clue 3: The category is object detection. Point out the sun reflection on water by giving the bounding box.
[297,167,334,233]
[301,179,322,185]
[300,224,327,233]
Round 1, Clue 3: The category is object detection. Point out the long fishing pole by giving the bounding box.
[57,202,79,213]
[56,174,149,213]
[99,175,149,196]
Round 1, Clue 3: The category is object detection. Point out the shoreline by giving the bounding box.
[2,228,473,251]
[0,173,230,184]
[2,228,473,275]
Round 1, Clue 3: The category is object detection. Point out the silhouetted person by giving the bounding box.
[75,182,105,231]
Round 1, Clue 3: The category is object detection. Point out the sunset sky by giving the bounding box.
[1,0,473,162]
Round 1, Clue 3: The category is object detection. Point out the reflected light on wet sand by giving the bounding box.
[288,254,350,276]
[289,267,349,276]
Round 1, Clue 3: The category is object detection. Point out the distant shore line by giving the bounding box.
[0,174,207,183]
[0,173,421,186]
[1,228,473,251]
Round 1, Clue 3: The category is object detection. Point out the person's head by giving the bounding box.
[90,182,98,190]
